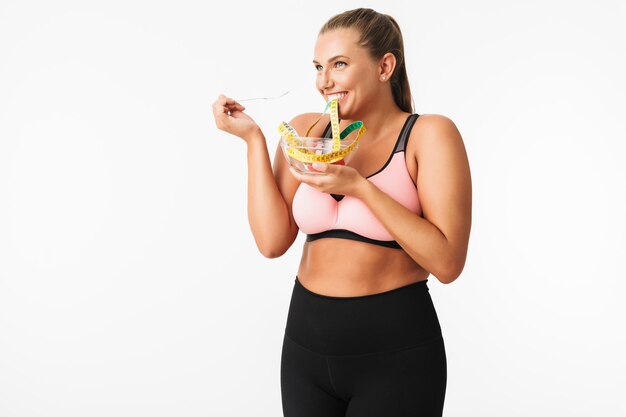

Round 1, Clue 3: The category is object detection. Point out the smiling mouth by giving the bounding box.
[326,92,348,103]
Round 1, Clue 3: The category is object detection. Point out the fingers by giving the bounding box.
[215,94,235,106]
[289,167,304,181]
[227,103,246,114]
[311,162,328,171]
[289,166,320,182]
[212,94,246,129]
[215,94,244,111]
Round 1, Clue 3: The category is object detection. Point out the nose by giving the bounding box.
[317,68,333,91]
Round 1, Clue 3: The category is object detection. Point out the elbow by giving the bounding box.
[259,224,298,259]
[259,243,288,259]
[435,244,469,284]
[260,247,284,259]
[438,272,459,285]
[254,236,287,259]
[436,258,465,284]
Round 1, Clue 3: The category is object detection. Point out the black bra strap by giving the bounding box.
[322,120,332,138]
[394,114,420,153]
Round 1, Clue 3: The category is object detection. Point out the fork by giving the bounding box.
[236,90,290,102]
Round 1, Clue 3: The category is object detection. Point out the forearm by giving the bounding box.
[245,133,292,257]
[354,179,458,283]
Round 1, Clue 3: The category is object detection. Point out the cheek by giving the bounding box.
[338,72,355,86]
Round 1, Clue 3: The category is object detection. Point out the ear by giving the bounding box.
[378,52,397,80]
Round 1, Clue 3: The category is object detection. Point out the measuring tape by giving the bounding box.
[277,98,366,164]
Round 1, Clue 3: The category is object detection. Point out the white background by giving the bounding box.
[1,0,625,416]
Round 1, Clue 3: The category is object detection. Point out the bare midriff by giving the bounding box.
[296,238,430,297]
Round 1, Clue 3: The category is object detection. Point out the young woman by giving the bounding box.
[212,7,471,417]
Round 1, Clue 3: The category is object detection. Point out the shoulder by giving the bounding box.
[412,114,461,140]
[410,114,464,160]
[289,112,323,124]
[288,112,329,136]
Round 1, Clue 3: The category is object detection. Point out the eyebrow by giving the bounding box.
[312,55,350,64]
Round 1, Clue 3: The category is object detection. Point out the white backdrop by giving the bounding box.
[1,0,625,416]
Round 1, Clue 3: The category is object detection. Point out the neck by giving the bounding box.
[342,87,408,142]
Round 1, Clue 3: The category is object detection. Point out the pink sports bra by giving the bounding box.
[292,113,421,249]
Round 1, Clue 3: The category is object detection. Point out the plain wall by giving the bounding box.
[1,0,625,415]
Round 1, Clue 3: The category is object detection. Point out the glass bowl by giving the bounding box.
[279,135,360,174]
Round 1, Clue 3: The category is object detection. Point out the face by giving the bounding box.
[313,28,381,119]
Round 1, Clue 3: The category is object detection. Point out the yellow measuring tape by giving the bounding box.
[277,99,366,164]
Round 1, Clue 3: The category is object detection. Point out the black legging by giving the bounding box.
[281,276,447,417]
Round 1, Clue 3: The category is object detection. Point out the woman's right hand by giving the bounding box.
[212,94,261,143]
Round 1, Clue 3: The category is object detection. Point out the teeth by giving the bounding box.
[327,92,347,102]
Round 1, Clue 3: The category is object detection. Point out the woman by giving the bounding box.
[212,7,471,417]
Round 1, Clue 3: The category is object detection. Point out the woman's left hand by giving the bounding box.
[289,162,367,198]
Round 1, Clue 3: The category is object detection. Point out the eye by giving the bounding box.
[314,61,347,72]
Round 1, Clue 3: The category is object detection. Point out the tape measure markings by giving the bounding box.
[278,98,366,164]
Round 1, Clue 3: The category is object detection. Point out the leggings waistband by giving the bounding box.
[285,276,443,356]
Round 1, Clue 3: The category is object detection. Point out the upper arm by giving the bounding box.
[414,114,472,278]
[271,112,324,251]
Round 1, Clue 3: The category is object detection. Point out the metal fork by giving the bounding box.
[235,90,290,102]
